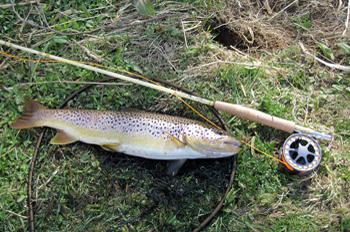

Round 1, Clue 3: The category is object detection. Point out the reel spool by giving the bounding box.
[280,133,322,175]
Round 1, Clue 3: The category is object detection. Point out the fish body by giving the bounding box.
[11,100,240,162]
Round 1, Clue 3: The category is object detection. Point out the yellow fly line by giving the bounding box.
[0,45,288,167]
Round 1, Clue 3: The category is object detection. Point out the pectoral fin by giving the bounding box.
[166,159,187,176]
[50,130,78,145]
[101,143,120,152]
[164,132,186,148]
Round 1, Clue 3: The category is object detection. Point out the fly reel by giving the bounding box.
[279,133,322,175]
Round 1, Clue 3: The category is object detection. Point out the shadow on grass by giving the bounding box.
[33,141,234,231]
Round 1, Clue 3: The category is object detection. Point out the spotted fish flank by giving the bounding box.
[11,99,240,164]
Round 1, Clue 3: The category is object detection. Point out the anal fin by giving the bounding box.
[50,130,78,145]
[101,143,120,152]
[166,159,187,176]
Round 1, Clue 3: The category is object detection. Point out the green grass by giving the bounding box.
[1,1,349,231]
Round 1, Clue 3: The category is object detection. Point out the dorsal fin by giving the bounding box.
[166,159,187,176]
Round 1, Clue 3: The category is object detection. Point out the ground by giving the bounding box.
[0,0,349,231]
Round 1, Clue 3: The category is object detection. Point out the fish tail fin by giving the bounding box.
[11,99,46,129]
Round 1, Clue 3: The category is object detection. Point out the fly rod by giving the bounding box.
[0,39,332,143]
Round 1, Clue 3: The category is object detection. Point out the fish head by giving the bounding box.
[183,125,240,158]
[211,135,241,155]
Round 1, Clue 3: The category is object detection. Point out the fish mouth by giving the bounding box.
[203,142,240,158]
[221,137,241,155]
[223,140,241,147]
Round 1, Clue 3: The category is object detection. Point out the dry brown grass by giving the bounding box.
[211,0,348,53]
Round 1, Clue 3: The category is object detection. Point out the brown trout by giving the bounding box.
[11,99,240,175]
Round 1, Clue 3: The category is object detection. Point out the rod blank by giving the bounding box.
[0,40,213,106]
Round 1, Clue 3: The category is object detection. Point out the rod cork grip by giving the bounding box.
[214,101,296,133]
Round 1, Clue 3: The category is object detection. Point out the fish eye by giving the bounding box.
[216,131,224,135]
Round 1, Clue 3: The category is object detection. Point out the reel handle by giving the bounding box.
[214,101,332,141]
